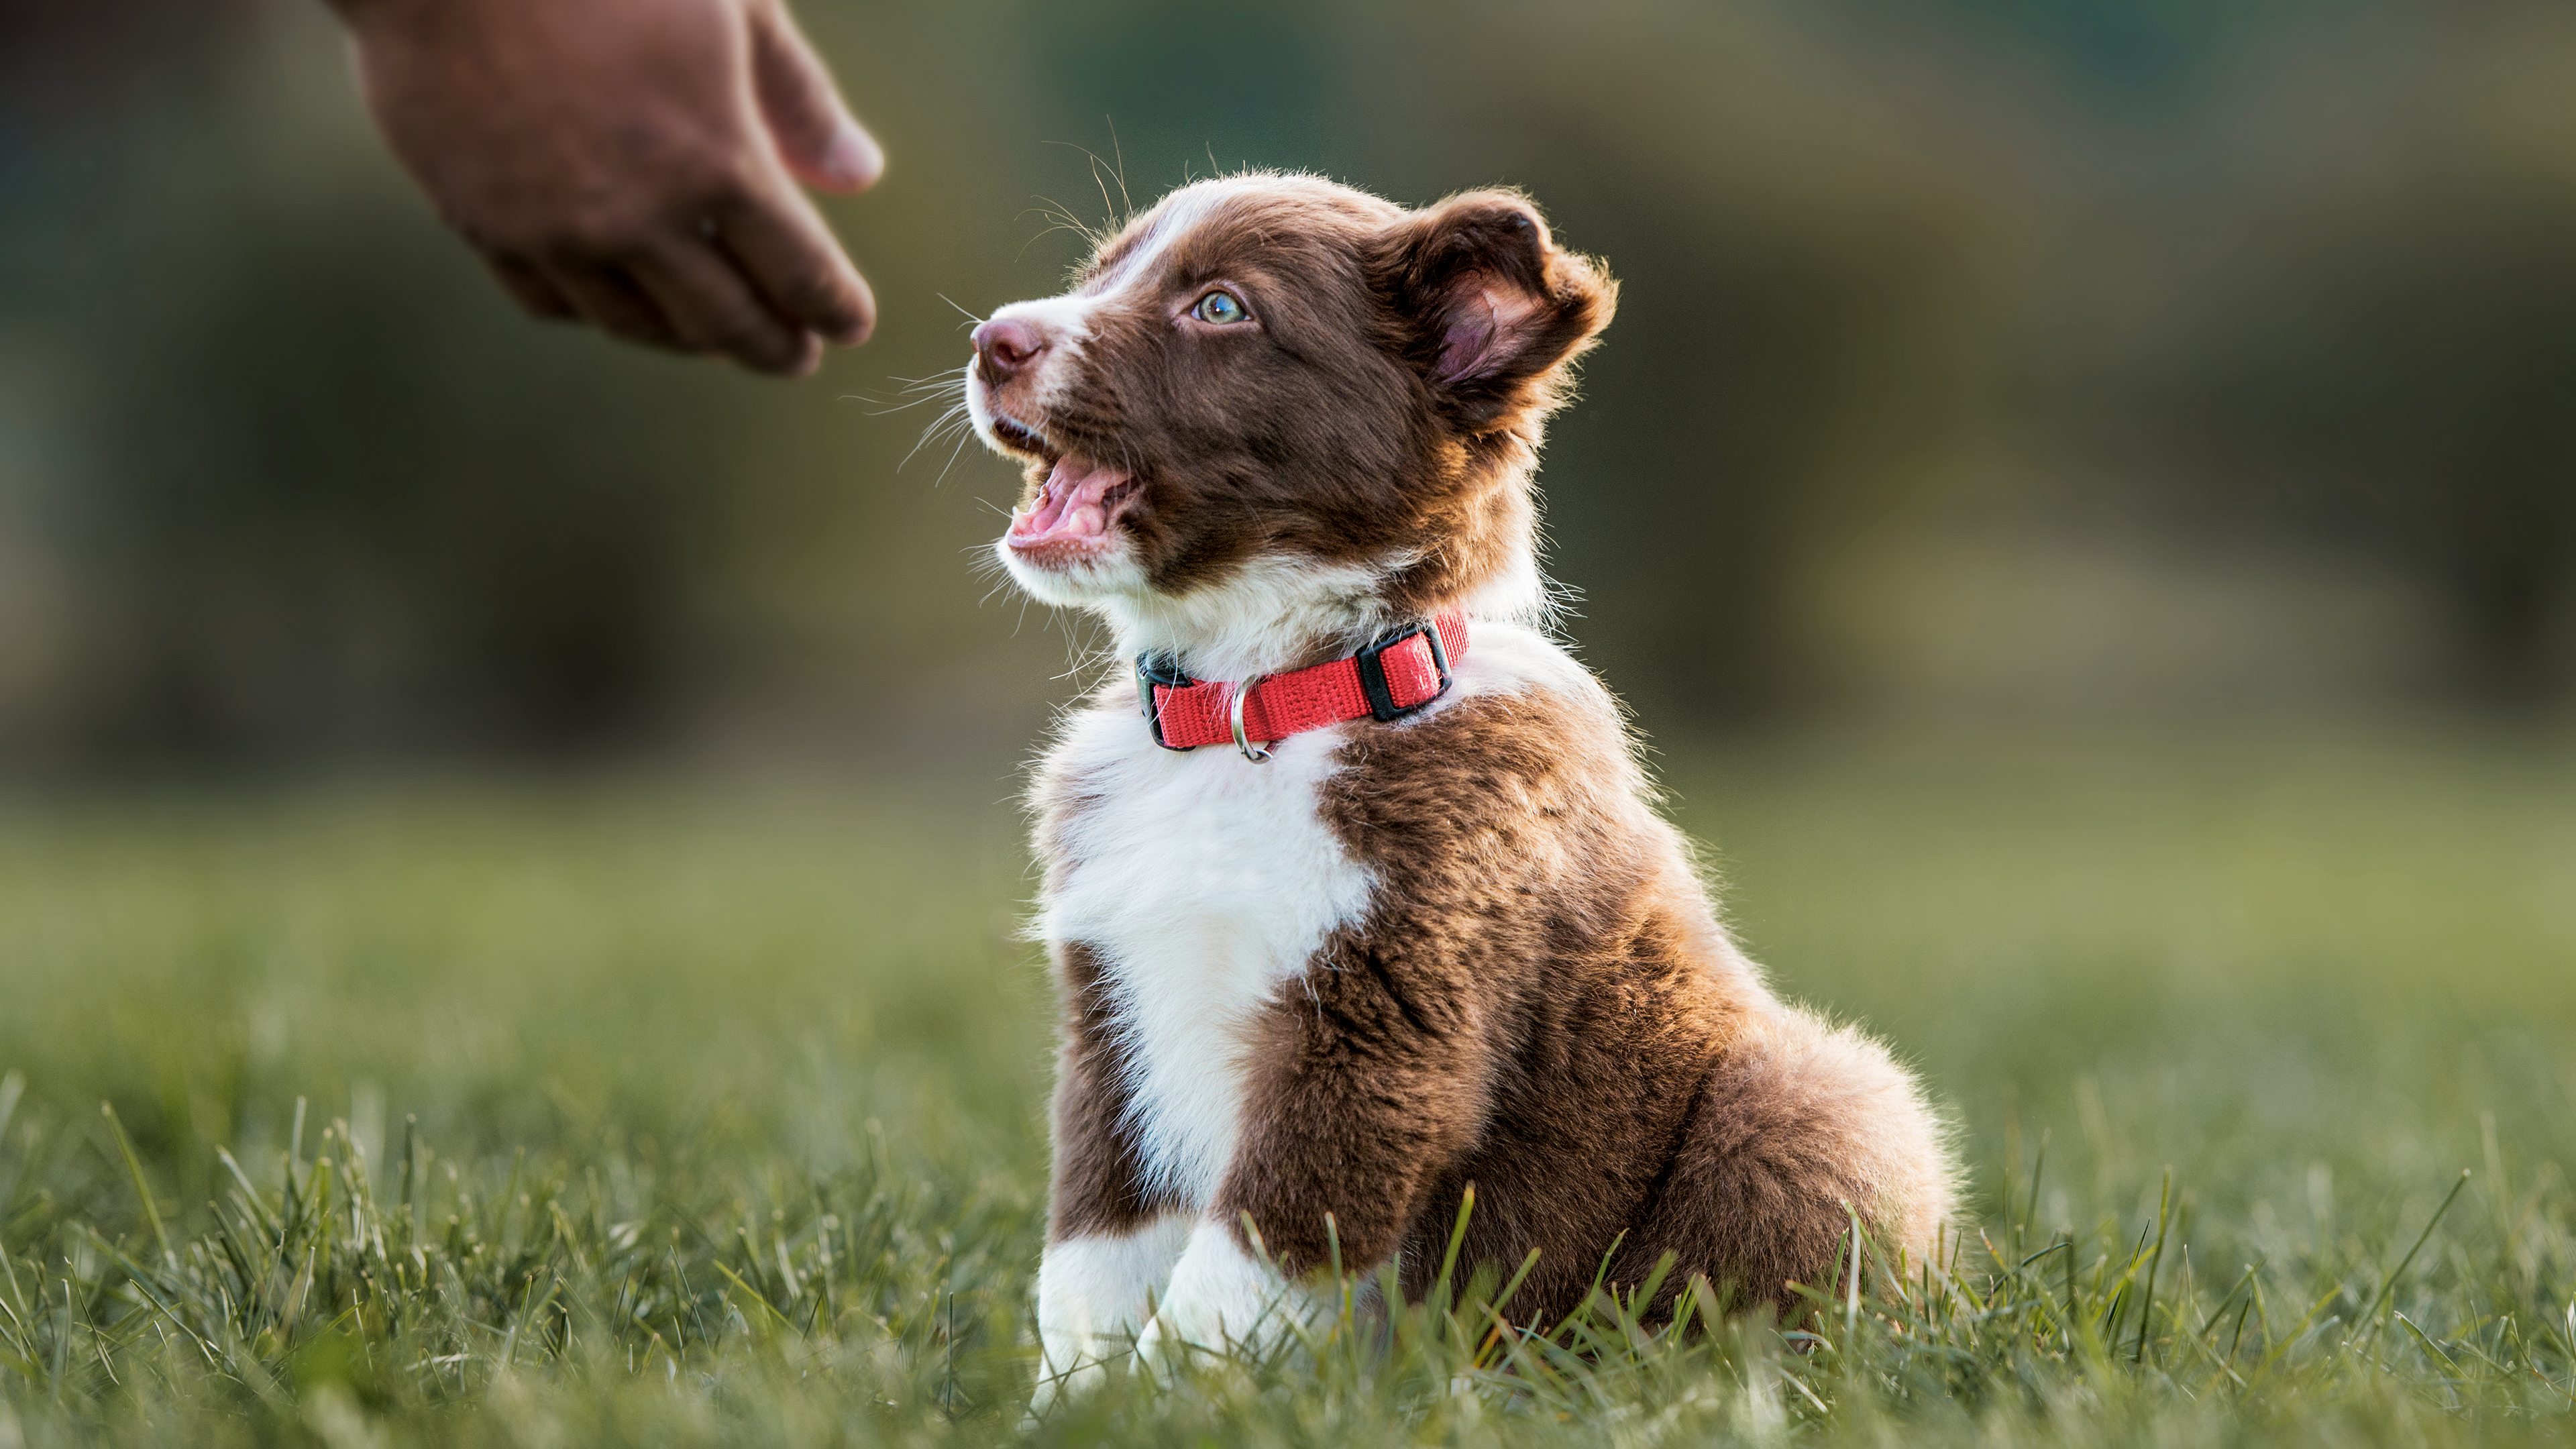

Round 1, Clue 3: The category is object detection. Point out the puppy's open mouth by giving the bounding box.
[1006,455,1139,558]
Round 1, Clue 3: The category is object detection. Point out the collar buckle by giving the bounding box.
[1137,653,1195,751]
[1354,619,1454,722]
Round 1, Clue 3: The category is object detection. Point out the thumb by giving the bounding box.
[749,0,883,193]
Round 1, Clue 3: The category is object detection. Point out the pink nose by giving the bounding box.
[972,317,1050,382]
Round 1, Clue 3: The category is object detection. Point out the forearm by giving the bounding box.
[319,0,452,35]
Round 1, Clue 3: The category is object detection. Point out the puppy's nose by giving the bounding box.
[972,317,1050,382]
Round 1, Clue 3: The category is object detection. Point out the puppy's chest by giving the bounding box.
[1038,712,1375,1203]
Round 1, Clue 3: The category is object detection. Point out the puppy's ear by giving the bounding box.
[1379,192,1617,431]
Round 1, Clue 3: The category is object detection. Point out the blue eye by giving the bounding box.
[1191,290,1250,325]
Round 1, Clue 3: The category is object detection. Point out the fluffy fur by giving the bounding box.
[963,174,1956,1402]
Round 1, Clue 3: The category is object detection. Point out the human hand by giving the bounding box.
[329,0,880,375]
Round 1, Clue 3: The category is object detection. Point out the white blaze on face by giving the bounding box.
[965,184,1256,608]
[965,182,1238,453]
[962,176,1432,667]
[971,294,1093,421]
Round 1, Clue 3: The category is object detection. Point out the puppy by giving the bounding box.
[965,174,1953,1406]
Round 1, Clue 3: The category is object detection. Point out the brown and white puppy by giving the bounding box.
[964,174,1953,1407]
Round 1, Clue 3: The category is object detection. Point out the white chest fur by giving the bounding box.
[1040,710,1375,1208]
[1036,624,1595,1209]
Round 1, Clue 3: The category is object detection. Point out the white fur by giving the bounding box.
[1442,616,1608,711]
[990,176,1634,1408]
[1032,1215,1194,1411]
[965,185,1403,649]
[1042,693,1377,1204]
[978,462,1410,674]
[1096,555,1402,682]
[985,517,1152,607]
[979,297,1095,419]
[1084,184,1227,302]
[969,184,1230,443]
[1040,616,1628,1203]
[1458,535,1551,629]
[1135,1219,1333,1371]
[988,294,1097,347]
[1028,613,1628,1418]
[975,467,1405,653]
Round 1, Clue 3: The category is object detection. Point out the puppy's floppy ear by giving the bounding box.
[1379,191,1617,431]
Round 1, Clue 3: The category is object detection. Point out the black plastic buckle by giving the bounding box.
[1354,620,1453,722]
[1136,653,1197,751]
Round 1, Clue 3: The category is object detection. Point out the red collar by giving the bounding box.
[1139,614,1468,759]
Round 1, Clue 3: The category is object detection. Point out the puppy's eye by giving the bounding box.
[1190,290,1250,325]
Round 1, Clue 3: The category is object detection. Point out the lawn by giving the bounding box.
[2,729,2573,1446]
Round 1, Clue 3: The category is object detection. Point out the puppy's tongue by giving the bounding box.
[1009,457,1131,545]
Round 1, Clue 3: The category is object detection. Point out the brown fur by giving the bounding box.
[981,179,1614,659]
[1257,682,1943,1316]
[1044,941,1179,1241]
[996,174,1953,1328]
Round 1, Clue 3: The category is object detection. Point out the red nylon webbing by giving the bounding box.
[1149,613,1468,750]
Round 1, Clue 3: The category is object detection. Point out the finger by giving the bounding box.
[749,0,882,193]
[541,262,688,351]
[479,253,579,321]
[626,238,819,376]
[712,183,875,347]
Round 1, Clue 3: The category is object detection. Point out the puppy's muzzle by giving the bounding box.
[972,317,1053,390]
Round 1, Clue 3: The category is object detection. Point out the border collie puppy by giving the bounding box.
[965,174,1953,1406]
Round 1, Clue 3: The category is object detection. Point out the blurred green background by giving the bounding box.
[5,4,2576,1440]
[6,0,2575,763]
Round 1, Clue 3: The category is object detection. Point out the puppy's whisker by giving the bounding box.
[989,186,1937,1401]
[901,400,976,472]
[861,392,951,417]
[1018,196,1114,264]
[1106,119,1133,215]
[931,421,979,488]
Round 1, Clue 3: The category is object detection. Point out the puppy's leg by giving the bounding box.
[1132,1216,1338,1373]
[1633,1009,1955,1314]
[1140,936,1484,1367]
[1036,1216,1192,1408]
[1032,943,1183,1414]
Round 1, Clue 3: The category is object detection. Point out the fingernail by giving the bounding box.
[823,121,884,190]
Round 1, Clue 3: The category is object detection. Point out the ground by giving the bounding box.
[2,726,2573,1446]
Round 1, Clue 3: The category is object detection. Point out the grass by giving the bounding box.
[2,729,2575,1445]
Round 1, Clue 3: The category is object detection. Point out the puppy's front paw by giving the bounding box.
[1136,1220,1323,1376]
[1028,1351,1113,1415]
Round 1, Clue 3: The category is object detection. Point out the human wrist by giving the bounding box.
[321,0,449,39]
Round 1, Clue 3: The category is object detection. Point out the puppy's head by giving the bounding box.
[966,175,1615,664]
